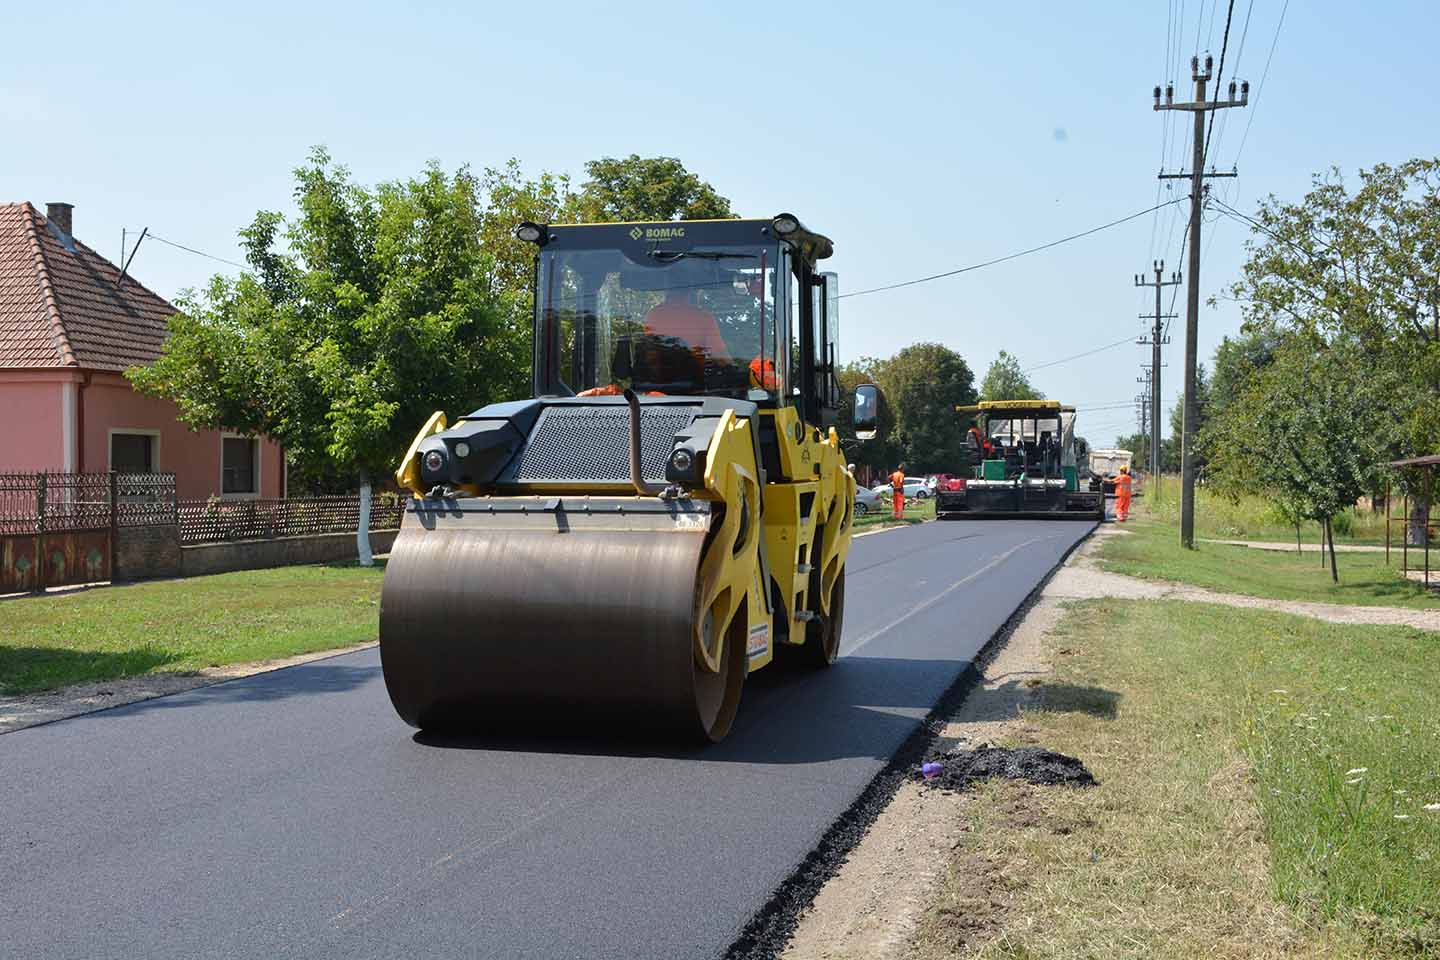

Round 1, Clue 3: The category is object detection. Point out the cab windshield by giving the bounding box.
[536,244,783,400]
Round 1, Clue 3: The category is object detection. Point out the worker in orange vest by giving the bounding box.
[1115,464,1133,522]
[890,466,907,520]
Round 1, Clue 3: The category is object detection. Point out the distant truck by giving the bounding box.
[1088,448,1134,498]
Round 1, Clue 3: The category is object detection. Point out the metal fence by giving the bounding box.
[0,471,402,545]
[177,495,403,545]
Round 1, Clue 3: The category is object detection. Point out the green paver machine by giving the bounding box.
[935,400,1104,520]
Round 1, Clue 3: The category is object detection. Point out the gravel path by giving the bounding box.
[1201,538,1387,554]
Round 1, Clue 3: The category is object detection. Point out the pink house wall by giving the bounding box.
[0,370,282,499]
[0,375,67,470]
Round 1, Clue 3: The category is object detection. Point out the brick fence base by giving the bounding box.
[115,525,182,581]
[178,529,399,578]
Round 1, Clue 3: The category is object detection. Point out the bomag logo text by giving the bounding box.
[631,226,686,240]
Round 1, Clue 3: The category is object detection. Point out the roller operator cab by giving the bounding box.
[936,400,1104,520]
[381,215,877,743]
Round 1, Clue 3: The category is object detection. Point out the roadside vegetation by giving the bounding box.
[1099,514,1438,609]
[854,495,936,529]
[1143,481,1388,545]
[915,599,1440,958]
[0,564,384,695]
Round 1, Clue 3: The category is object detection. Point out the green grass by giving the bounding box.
[854,494,935,529]
[0,562,385,694]
[918,600,1440,958]
[1100,518,1439,609]
[1144,477,1390,545]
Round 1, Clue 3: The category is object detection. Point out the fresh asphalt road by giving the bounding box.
[2,519,1092,959]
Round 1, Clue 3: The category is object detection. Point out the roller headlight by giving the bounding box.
[771,214,799,236]
[423,449,446,474]
[454,441,471,458]
[670,448,694,473]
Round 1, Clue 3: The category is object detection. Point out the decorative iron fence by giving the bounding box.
[116,473,179,526]
[177,495,403,546]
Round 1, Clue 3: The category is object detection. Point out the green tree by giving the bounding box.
[839,344,977,475]
[1227,158,1440,543]
[1206,341,1390,580]
[572,155,735,222]
[1163,364,1210,476]
[979,350,1042,401]
[130,148,522,563]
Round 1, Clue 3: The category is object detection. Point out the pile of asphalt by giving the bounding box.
[918,744,1096,792]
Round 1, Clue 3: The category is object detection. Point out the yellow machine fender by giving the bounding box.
[695,410,768,673]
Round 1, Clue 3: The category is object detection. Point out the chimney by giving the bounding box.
[46,202,74,237]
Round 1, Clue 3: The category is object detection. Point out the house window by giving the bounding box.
[111,433,155,473]
[222,437,259,494]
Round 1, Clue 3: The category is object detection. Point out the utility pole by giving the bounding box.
[1153,55,1248,548]
[1135,261,1179,491]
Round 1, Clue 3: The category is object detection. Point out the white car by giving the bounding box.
[871,478,930,500]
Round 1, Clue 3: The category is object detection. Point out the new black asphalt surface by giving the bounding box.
[2,519,1092,959]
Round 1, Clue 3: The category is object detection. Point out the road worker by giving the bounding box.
[1115,464,1133,522]
[890,465,907,519]
[967,424,993,464]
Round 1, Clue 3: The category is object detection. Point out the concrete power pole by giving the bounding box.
[1153,55,1247,548]
[1135,262,1179,492]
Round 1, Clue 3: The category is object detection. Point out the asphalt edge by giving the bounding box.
[720,522,1098,960]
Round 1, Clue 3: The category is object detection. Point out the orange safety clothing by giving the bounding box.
[1115,471,1133,522]
[890,469,906,519]
[644,297,730,361]
[748,356,778,390]
[576,384,666,397]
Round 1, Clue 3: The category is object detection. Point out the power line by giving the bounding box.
[1202,0,1237,166]
[1023,335,1138,374]
[149,233,248,270]
[1233,0,1289,167]
[841,197,1185,300]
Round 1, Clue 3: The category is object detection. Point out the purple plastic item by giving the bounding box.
[921,761,943,779]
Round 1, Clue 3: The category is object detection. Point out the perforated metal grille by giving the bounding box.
[512,406,696,482]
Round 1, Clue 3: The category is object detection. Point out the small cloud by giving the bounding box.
[1053,127,1069,142]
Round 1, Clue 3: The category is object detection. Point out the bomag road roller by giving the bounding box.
[380,214,881,742]
[936,400,1103,520]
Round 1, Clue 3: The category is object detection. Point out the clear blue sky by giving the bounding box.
[6,1,1437,446]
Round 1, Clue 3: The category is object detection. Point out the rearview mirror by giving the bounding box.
[853,384,880,440]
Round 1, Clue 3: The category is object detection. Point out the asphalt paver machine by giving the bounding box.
[936,400,1104,520]
[380,215,878,742]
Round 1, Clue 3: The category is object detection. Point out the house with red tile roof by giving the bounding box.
[0,202,282,498]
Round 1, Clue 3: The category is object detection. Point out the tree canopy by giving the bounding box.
[839,343,977,475]
[129,148,520,492]
[1226,159,1440,465]
[571,155,735,223]
[129,150,738,493]
[979,351,1042,401]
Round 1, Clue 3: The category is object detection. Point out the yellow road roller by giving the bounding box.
[381,214,880,742]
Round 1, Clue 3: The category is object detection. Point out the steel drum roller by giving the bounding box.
[379,511,745,740]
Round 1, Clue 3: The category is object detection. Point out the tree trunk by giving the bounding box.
[1326,516,1339,583]
[357,474,374,567]
[1408,494,1431,548]
[1320,522,1327,568]
[1295,521,1301,555]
